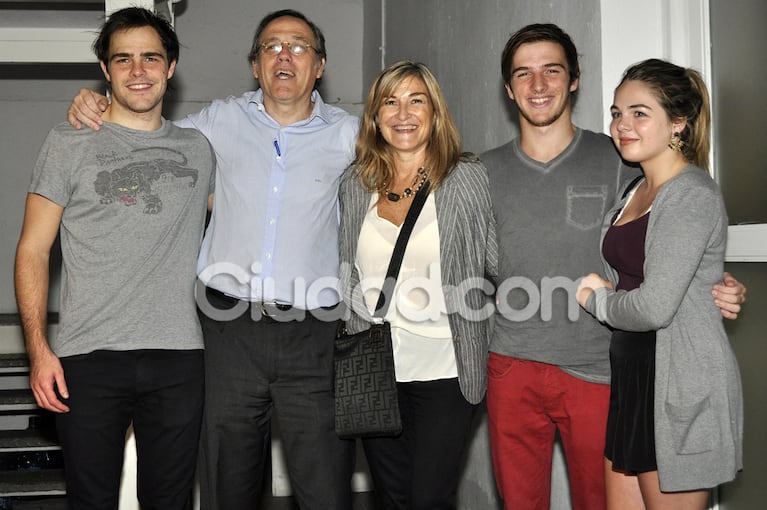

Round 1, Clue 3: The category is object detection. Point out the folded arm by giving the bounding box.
[585,180,726,331]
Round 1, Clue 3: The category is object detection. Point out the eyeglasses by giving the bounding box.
[259,41,315,57]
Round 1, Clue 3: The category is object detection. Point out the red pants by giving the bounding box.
[487,354,609,510]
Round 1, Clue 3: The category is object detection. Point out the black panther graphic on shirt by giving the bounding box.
[94,147,199,214]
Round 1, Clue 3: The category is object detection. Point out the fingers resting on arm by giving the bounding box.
[713,271,747,320]
[67,88,108,131]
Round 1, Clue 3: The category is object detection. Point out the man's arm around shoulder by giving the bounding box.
[15,193,70,413]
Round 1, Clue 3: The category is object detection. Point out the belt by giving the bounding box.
[260,301,294,317]
[203,286,341,323]
[204,287,297,322]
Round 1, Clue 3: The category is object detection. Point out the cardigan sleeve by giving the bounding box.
[589,171,726,331]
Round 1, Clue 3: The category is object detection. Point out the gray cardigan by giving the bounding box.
[338,159,498,404]
[585,165,743,491]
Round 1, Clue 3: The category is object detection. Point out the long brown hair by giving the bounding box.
[618,58,712,171]
[354,60,470,192]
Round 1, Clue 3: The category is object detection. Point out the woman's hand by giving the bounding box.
[576,273,612,307]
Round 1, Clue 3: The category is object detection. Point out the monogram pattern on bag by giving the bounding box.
[334,326,401,437]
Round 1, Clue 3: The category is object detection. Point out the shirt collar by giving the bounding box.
[248,89,331,126]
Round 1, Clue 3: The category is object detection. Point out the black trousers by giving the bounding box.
[56,349,204,510]
[197,290,354,510]
[362,378,477,510]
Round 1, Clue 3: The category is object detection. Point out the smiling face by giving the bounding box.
[505,40,578,129]
[609,79,686,167]
[251,16,326,113]
[99,26,175,125]
[376,76,435,160]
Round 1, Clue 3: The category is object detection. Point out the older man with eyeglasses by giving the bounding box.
[67,9,358,510]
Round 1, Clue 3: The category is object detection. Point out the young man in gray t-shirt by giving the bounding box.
[14,8,214,509]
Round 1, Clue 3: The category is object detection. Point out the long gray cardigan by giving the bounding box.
[338,159,498,404]
[585,165,743,491]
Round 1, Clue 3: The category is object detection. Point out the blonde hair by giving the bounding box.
[354,60,470,191]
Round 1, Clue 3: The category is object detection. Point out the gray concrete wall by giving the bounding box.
[381,0,603,154]
[721,263,767,509]
[167,0,365,118]
[711,0,767,224]
[711,2,767,509]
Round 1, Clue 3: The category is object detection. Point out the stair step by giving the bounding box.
[0,429,61,453]
[0,390,38,412]
[0,469,66,497]
[0,354,30,374]
[3,497,69,510]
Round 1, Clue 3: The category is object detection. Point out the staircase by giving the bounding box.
[0,354,66,509]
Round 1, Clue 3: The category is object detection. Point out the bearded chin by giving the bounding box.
[522,111,563,128]
[519,101,570,128]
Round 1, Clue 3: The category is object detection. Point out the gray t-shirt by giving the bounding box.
[30,120,215,357]
[481,128,639,383]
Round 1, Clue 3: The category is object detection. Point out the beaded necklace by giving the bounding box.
[384,167,428,202]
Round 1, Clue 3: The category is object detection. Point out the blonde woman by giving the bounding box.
[339,61,497,509]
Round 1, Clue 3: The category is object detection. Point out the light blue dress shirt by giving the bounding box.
[178,90,358,307]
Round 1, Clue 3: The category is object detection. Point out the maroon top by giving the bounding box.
[603,211,650,290]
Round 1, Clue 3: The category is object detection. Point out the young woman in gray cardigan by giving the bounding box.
[576,59,743,509]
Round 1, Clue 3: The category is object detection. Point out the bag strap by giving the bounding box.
[372,180,431,318]
[621,175,644,200]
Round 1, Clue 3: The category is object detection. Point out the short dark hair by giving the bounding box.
[247,9,327,63]
[93,7,179,67]
[501,23,580,86]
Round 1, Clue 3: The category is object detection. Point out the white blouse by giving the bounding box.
[355,193,457,382]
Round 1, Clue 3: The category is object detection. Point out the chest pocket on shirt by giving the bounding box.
[566,185,607,230]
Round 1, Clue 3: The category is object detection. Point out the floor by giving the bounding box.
[262,492,376,509]
[1,492,377,510]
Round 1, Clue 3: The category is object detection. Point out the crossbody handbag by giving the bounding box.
[333,181,431,438]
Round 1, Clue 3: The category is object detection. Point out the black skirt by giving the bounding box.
[604,329,657,473]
